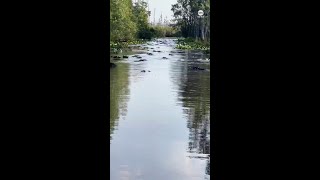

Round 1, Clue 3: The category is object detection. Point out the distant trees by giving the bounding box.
[110,0,180,42]
[110,0,212,42]
[171,0,210,42]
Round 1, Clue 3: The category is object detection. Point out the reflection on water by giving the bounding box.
[171,51,210,177]
[110,38,210,179]
[110,63,130,140]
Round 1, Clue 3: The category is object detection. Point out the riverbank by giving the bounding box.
[110,40,147,49]
[175,38,210,54]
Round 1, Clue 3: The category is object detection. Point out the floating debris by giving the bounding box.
[190,66,205,70]
[187,154,210,160]
[134,59,147,62]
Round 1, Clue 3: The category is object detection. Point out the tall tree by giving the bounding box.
[171,0,210,41]
[132,0,151,38]
[110,0,137,41]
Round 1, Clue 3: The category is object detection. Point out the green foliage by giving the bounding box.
[176,38,210,52]
[151,25,179,37]
[110,0,158,42]
[137,28,154,40]
[110,0,137,41]
[132,0,149,38]
[110,39,147,53]
[110,0,183,45]
[110,40,146,48]
[171,0,210,41]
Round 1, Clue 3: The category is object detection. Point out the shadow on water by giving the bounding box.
[110,62,130,140]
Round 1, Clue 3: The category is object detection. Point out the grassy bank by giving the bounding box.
[110,25,178,53]
[175,38,210,53]
[110,40,147,49]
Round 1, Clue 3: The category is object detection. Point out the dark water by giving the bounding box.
[110,38,210,180]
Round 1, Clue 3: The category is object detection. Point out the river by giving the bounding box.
[110,38,210,180]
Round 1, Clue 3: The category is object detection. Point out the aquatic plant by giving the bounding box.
[175,38,210,53]
[110,39,148,52]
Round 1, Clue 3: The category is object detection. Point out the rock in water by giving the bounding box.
[134,59,147,62]
[123,55,129,58]
[110,63,116,68]
[191,66,205,70]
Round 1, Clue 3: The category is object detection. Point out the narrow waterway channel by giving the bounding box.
[110,38,210,180]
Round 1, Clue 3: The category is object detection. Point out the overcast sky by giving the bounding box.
[143,0,177,23]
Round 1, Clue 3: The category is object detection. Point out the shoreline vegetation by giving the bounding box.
[110,38,210,52]
[175,38,210,54]
[110,0,210,53]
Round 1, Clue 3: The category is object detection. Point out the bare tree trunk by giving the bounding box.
[201,17,205,41]
[194,16,197,38]
[189,18,193,37]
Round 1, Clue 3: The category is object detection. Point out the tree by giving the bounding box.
[110,0,137,41]
[132,0,152,39]
[171,0,210,41]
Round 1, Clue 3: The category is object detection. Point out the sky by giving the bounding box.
[142,0,177,24]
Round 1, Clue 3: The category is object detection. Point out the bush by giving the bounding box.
[138,28,154,40]
[151,25,179,38]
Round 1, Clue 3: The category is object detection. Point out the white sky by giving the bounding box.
[143,0,177,23]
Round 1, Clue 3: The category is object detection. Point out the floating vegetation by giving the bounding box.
[175,38,210,54]
[110,40,149,52]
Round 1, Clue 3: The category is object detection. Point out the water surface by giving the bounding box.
[110,38,210,180]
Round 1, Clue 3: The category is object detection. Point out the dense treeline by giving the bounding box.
[110,0,136,41]
[110,0,178,43]
[110,0,210,51]
[171,0,210,42]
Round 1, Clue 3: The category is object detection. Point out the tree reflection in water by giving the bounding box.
[172,54,211,177]
[110,62,130,141]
